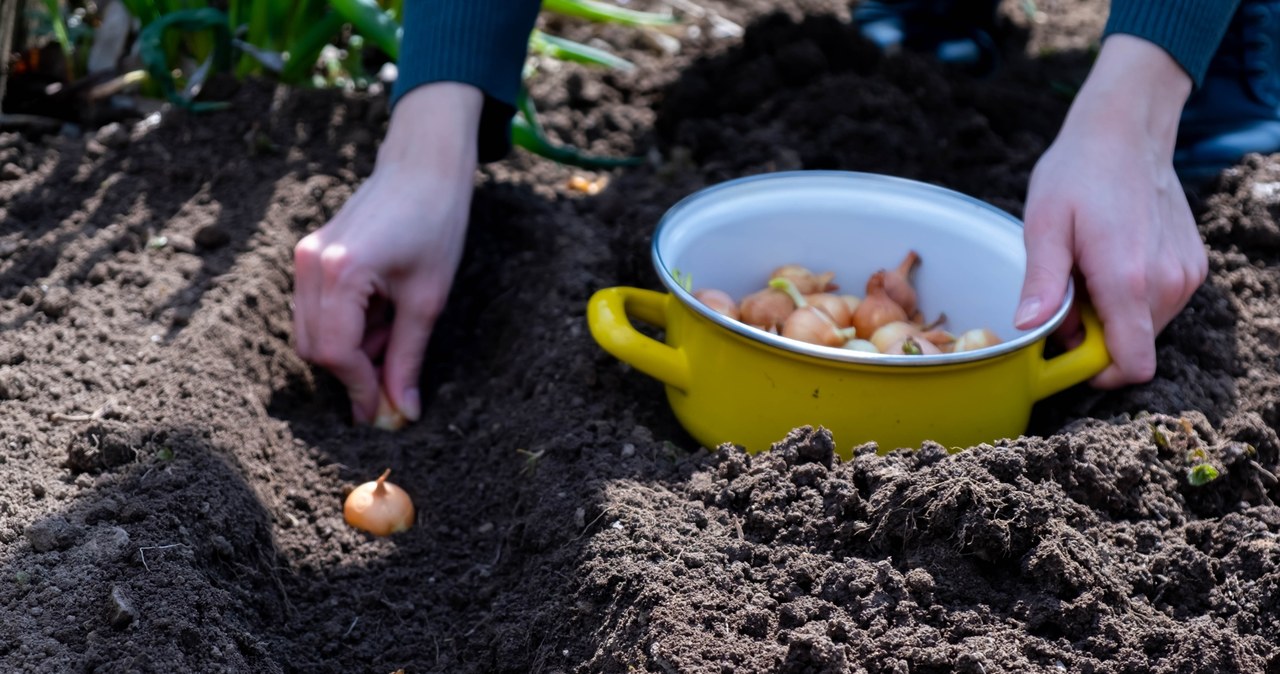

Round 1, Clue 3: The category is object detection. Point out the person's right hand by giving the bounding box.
[292,83,482,425]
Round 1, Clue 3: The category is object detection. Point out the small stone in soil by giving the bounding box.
[210,534,234,558]
[25,516,79,552]
[94,122,129,148]
[85,526,132,562]
[37,286,72,319]
[107,585,137,629]
[194,225,231,249]
[167,234,196,254]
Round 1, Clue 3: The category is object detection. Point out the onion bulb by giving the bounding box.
[693,288,740,320]
[883,250,921,316]
[804,292,853,327]
[373,390,409,431]
[840,294,861,316]
[843,338,878,353]
[344,469,415,536]
[852,271,909,338]
[769,278,854,346]
[920,328,957,352]
[740,286,795,331]
[781,306,857,347]
[953,328,1002,352]
[884,335,942,356]
[869,321,920,353]
[770,264,837,294]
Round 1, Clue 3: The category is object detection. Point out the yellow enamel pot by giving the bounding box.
[587,171,1110,457]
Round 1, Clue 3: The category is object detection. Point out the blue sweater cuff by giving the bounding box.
[392,0,542,162]
[1103,0,1242,87]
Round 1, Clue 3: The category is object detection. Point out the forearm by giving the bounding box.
[393,0,543,161]
[1103,0,1241,87]
[378,82,483,176]
[1064,34,1193,156]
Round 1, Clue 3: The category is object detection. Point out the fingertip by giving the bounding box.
[1088,365,1127,390]
[400,387,421,422]
[384,313,435,424]
[1014,296,1043,330]
[350,383,381,425]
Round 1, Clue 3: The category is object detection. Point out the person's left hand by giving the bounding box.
[1014,35,1209,389]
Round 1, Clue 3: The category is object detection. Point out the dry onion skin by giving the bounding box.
[343,469,416,536]
[804,292,854,328]
[882,250,921,316]
[769,264,837,294]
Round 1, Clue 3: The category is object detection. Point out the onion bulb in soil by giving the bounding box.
[953,328,1002,352]
[693,288,740,320]
[883,250,921,316]
[852,271,909,338]
[373,390,409,431]
[344,469,415,536]
[770,264,837,294]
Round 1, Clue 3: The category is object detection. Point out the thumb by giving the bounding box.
[1016,203,1075,330]
[381,294,440,423]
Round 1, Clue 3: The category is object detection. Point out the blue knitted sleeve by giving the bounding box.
[1104,0,1243,87]
[392,1,542,161]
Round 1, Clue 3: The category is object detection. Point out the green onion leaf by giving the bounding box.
[138,8,233,112]
[280,10,347,83]
[328,0,401,60]
[529,29,635,71]
[542,0,677,26]
[512,115,642,169]
[40,0,75,72]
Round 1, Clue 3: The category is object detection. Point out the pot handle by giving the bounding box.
[1030,305,1111,400]
[587,287,691,391]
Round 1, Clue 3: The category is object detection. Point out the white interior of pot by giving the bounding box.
[652,171,1068,362]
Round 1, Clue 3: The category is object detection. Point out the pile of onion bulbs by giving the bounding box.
[690,252,1002,356]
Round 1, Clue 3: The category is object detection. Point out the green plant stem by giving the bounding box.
[280,10,347,83]
[41,0,75,78]
[768,278,807,307]
[542,0,677,26]
[528,29,634,71]
[138,7,233,112]
[511,115,641,169]
[328,0,401,59]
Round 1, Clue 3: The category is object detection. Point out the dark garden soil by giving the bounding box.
[3,0,1280,672]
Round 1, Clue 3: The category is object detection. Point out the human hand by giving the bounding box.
[1015,35,1208,389]
[293,83,482,424]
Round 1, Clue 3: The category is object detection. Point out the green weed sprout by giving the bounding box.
[1187,463,1220,487]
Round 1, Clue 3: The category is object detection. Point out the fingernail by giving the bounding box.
[402,388,421,422]
[1014,297,1041,327]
